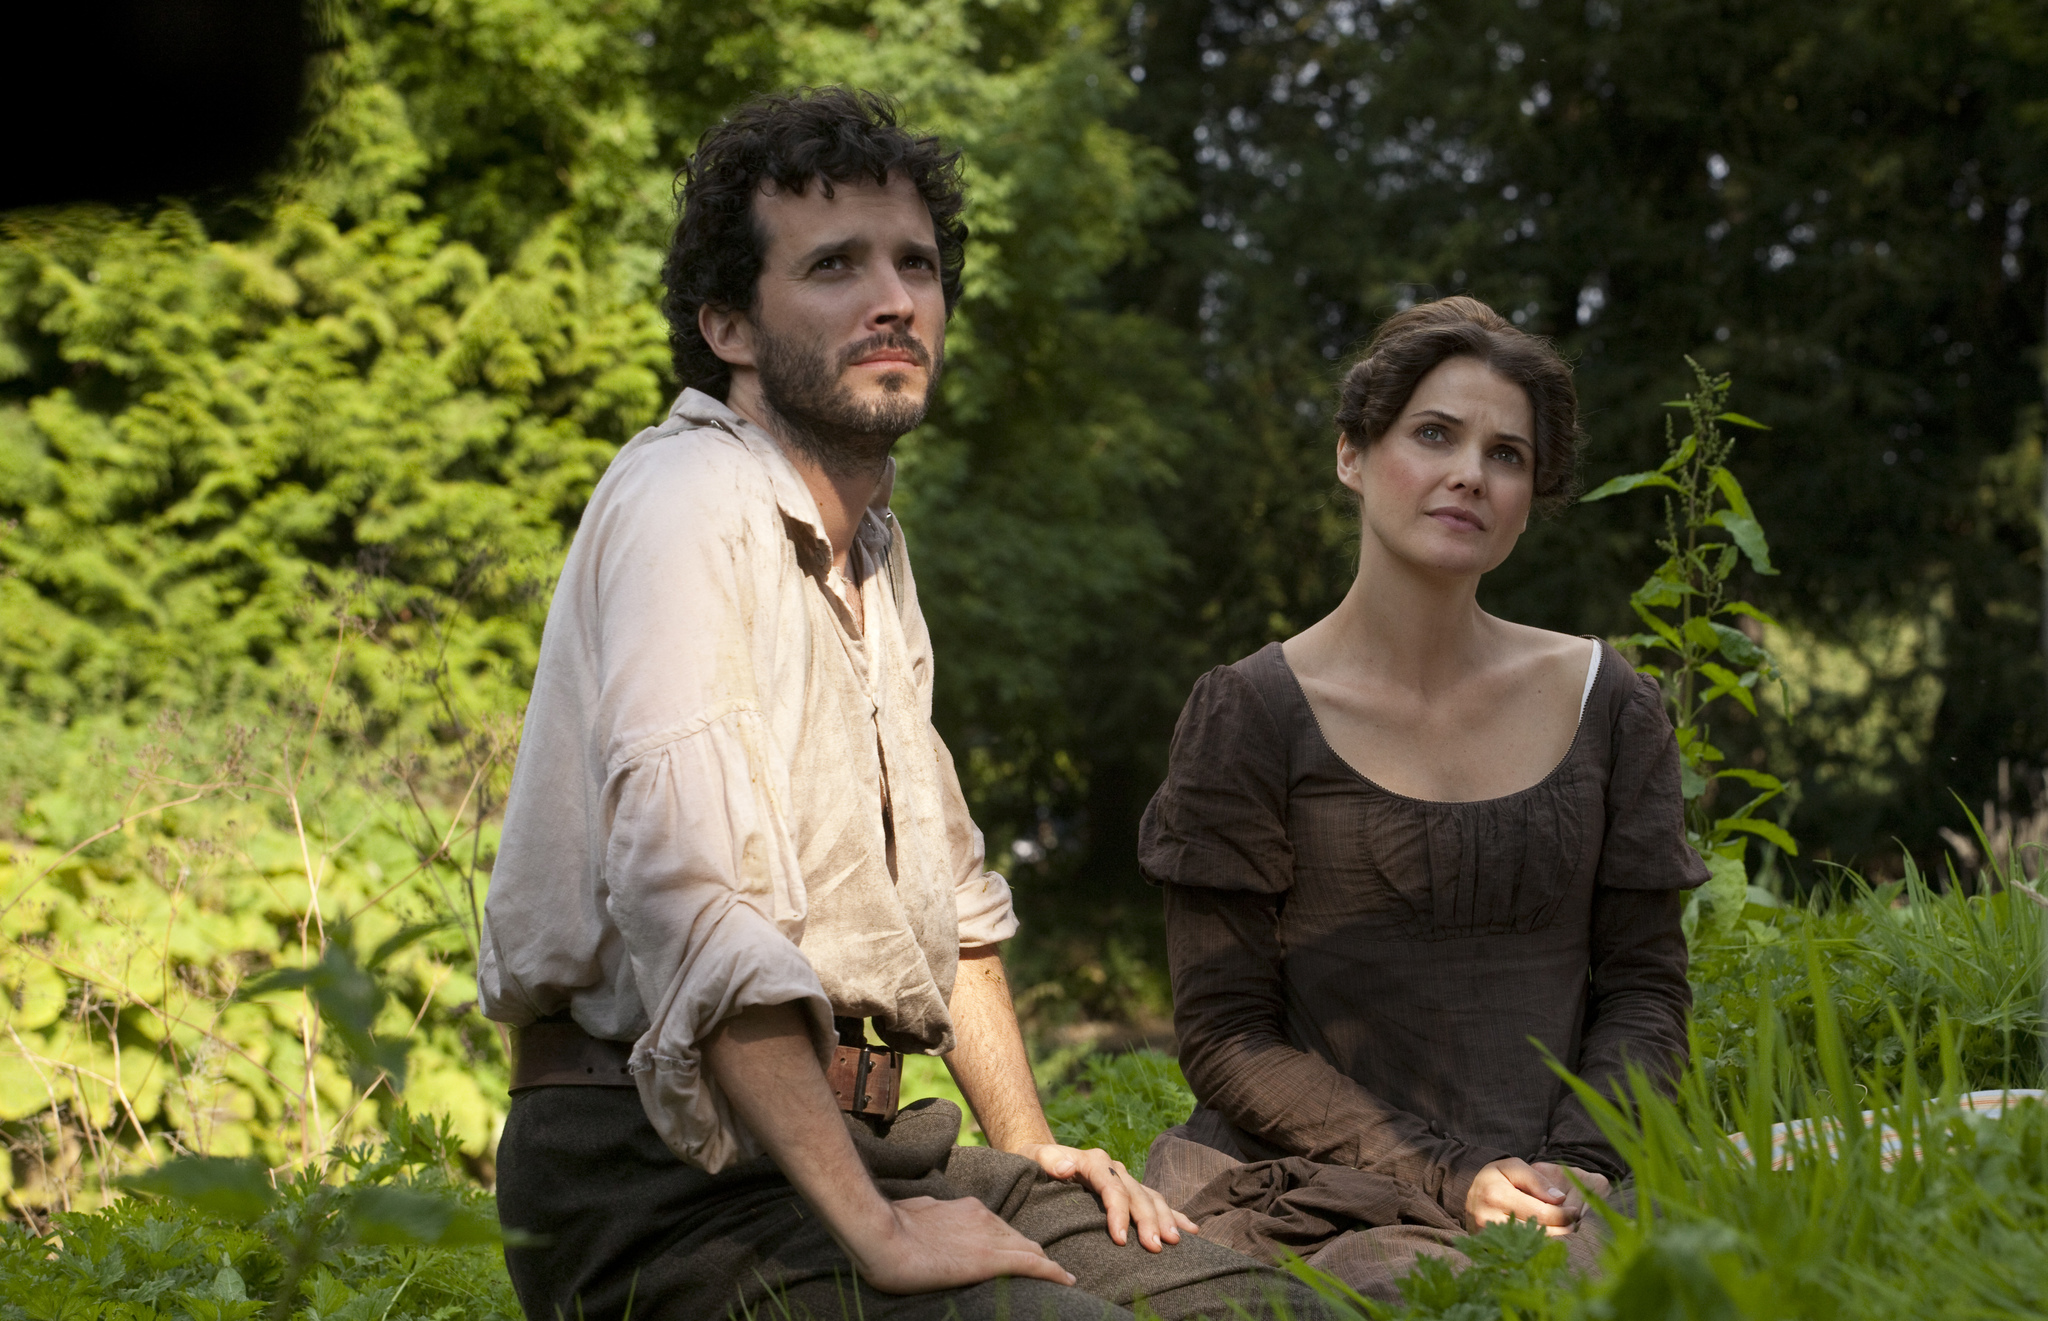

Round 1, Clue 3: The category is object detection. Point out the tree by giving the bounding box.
[1113,0,2048,868]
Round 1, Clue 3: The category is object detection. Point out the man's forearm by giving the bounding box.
[702,1003,894,1248]
[943,948,1056,1152]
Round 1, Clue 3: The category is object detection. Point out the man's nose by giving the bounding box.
[866,264,917,328]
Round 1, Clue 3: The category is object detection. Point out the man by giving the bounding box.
[481,88,1317,1321]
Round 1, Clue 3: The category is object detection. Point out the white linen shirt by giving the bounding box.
[479,389,1019,1173]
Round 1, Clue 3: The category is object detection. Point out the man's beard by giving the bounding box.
[754,325,941,480]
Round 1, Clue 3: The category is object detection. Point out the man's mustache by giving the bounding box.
[838,331,933,372]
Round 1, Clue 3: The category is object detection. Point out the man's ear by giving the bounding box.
[699,302,757,369]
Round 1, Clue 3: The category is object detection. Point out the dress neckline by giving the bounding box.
[1264,638,1606,808]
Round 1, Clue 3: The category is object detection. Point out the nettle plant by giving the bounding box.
[1582,359,1798,943]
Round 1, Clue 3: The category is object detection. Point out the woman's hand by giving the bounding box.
[1015,1142,1200,1252]
[1463,1157,1584,1236]
[1529,1162,1611,1224]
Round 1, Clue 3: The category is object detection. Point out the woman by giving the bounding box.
[1137,296,1708,1300]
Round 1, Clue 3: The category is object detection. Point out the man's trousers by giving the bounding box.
[497,1088,1328,1321]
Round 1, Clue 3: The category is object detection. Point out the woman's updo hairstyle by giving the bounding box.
[1334,295,1583,516]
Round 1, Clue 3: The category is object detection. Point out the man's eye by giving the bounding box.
[814,255,849,271]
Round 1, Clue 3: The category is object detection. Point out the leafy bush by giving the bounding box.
[1043,1050,1194,1179]
[0,1112,520,1321]
[0,648,509,1208]
[1689,870,2045,1124]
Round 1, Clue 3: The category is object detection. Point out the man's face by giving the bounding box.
[708,172,946,473]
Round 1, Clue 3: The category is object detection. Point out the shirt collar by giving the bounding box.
[670,388,899,567]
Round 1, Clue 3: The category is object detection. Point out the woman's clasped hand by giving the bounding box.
[1464,1158,1614,1235]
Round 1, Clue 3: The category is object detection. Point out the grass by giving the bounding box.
[2,870,2040,1318]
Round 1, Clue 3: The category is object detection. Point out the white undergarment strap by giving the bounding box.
[1578,639,1602,719]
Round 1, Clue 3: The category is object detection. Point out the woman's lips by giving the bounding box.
[1426,507,1485,531]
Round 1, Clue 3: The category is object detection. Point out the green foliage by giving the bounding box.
[1120,0,2048,868]
[1581,361,1798,940]
[0,639,509,1205]
[1563,947,2048,1321]
[0,1113,520,1321]
[0,0,1195,1211]
[1042,1049,1193,1178]
[1688,870,2045,1123]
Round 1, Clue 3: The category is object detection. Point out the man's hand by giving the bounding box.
[1463,1157,1583,1236]
[706,1002,1071,1294]
[943,949,1197,1253]
[1014,1142,1200,1252]
[841,1194,1074,1293]
[1529,1161,1611,1225]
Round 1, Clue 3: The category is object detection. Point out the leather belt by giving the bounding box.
[509,1019,634,1091]
[508,1015,902,1122]
[827,1017,903,1122]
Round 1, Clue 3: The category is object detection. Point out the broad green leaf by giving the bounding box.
[1631,600,1684,648]
[1682,616,1721,650]
[1706,511,1778,574]
[1708,621,1765,667]
[233,966,321,999]
[349,1186,504,1247]
[368,920,451,971]
[1581,470,1685,503]
[1720,600,1783,629]
[1657,432,1698,473]
[1693,852,1749,941]
[1709,466,1757,520]
[1631,574,1693,609]
[1716,768,1784,790]
[1716,411,1771,429]
[1698,662,1757,713]
[1679,761,1709,800]
[1722,817,1800,855]
[120,1157,277,1222]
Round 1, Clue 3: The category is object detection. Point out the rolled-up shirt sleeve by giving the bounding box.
[586,444,837,1173]
[607,722,836,1173]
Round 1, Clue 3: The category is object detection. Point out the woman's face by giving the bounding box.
[1338,355,1538,579]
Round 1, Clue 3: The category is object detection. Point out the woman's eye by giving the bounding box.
[1492,446,1525,464]
[1418,425,1446,442]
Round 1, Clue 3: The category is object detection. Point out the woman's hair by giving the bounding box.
[660,87,969,399]
[1333,296,1583,515]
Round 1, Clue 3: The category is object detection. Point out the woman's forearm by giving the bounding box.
[1167,883,1507,1211]
[1536,886,1691,1171]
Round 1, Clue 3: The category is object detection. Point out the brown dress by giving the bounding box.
[1137,640,1707,1299]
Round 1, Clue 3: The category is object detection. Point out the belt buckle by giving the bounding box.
[827,1043,902,1121]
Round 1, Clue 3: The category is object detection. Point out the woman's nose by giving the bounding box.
[1448,444,1486,492]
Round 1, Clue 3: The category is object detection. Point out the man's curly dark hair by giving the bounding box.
[660,87,969,400]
